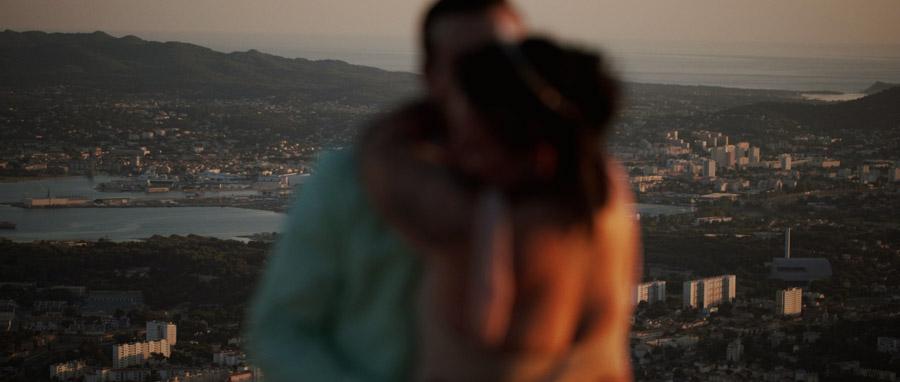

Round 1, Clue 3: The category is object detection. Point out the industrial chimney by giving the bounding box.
[785,228,791,259]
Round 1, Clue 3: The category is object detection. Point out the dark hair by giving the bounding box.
[421,0,506,64]
[457,38,620,219]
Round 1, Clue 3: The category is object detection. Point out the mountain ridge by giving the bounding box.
[2,29,897,138]
[0,30,420,104]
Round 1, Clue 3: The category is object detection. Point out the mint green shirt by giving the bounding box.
[248,150,420,382]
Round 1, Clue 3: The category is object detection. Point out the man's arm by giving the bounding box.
[467,188,516,347]
[247,154,367,382]
[357,104,475,251]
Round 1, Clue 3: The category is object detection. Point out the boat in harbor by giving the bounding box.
[0,221,15,229]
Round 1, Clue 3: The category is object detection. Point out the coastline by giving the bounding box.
[0,204,285,243]
[0,175,80,183]
[2,194,291,213]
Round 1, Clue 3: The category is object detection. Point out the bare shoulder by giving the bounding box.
[594,158,640,252]
[558,157,639,380]
[592,156,640,274]
[584,156,641,318]
[599,157,637,217]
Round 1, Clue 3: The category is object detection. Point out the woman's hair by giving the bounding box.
[456,37,620,220]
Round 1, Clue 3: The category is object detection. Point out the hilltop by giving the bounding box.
[0,30,420,105]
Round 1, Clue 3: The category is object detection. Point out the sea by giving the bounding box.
[176,34,900,94]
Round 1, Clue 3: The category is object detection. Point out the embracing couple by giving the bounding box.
[248,1,641,381]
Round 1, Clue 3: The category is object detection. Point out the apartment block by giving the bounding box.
[682,275,736,309]
[634,281,667,305]
[112,339,170,368]
[776,288,802,316]
[146,320,177,345]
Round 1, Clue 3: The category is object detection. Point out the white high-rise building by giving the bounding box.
[726,339,743,362]
[724,145,736,168]
[146,321,177,345]
[713,147,735,169]
[213,350,248,366]
[859,165,871,184]
[704,160,716,178]
[726,151,736,169]
[878,337,900,354]
[749,147,761,163]
[85,368,152,382]
[714,149,735,169]
[634,281,667,305]
[50,360,86,380]
[776,287,802,316]
[113,339,170,368]
[713,147,724,166]
[780,154,792,170]
[682,275,736,309]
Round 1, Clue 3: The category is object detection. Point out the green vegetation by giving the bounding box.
[0,235,271,309]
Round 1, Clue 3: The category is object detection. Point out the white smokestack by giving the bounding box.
[785,228,791,259]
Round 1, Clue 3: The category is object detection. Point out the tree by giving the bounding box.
[645,301,672,319]
[716,302,733,317]
[148,352,167,366]
[64,305,79,318]
[168,349,193,366]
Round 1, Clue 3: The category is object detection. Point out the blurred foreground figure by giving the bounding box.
[247,1,525,381]
[361,38,640,381]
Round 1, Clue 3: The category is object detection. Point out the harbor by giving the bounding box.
[0,176,698,243]
[0,176,280,205]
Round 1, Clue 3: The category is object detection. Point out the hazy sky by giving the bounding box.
[3,0,900,48]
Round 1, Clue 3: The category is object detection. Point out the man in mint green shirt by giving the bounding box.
[248,150,420,381]
[248,1,527,380]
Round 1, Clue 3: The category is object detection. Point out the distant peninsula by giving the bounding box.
[861,81,899,95]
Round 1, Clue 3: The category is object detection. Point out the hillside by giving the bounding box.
[710,85,900,139]
[862,81,899,95]
[0,30,420,104]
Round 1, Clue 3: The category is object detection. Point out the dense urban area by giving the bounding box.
[0,31,899,381]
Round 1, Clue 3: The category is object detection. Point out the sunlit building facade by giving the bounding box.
[776,287,803,315]
[146,320,177,345]
[682,275,736,309]
[112,339,170,368]
[634,281,667,305]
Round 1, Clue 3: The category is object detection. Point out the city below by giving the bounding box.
[0,30,898,382]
